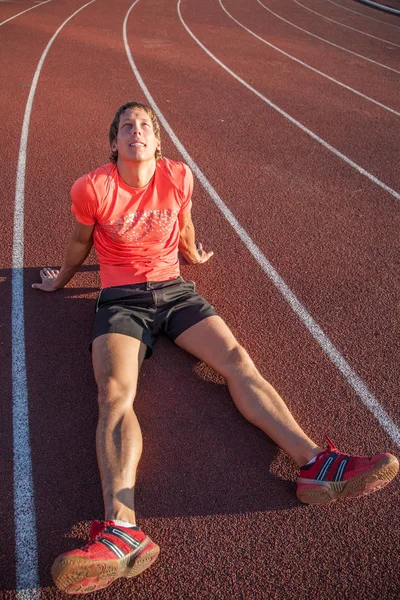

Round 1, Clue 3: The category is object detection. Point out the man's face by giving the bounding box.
[112,108,160,163]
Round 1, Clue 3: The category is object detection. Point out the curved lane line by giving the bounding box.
[122,1,400,446]
[12,1,97,595]
[257,0,400,74]
[292,0,400,48]
[0,0,51,27]
[178,1,400,201]
[219,0,400,117]
[323,0,400,30]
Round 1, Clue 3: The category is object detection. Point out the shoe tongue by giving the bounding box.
[89,520,104,538]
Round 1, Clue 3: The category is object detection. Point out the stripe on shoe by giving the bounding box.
[334,456,351,482]
[97,537,126,558]
[316,453,338,481]
[105,526,142,550]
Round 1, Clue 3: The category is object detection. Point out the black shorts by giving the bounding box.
[91,276,218,358]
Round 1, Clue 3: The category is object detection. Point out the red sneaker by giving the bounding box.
[51,520,160,594]
[297,437,399,505]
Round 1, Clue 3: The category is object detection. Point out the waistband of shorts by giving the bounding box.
[101,276,185,292]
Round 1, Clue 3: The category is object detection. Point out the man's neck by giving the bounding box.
[117,158,157,189]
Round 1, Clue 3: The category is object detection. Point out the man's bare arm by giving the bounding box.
[32,221,95,292]
[178,211,213,265]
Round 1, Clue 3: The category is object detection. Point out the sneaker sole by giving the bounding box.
[296,454,399,505]
[51,541,160,594]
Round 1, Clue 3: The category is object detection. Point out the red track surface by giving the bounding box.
[1,0,399,598]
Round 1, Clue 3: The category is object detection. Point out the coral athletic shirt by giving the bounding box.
[70,158,193,288]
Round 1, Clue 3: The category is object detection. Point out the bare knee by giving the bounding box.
[218,344,257,381]
[97,377,137,412]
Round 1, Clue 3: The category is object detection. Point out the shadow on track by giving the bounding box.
[2,267,300,591]
[0,270,15,592]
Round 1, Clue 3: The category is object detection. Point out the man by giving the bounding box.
[33,101,398,595]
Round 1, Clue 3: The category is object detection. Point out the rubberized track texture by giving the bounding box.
[1,0,399,598]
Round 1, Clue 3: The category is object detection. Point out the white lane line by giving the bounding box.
[292,0,400,48]
[12,2,97,595]
[0,0,51,27]
[178,1,400,201]
[257,0,400,74]
[323,0,400,30]
[219,0,400,117]
[122,2,400,446]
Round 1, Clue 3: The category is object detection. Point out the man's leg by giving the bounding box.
[174,315,321,466]
[92,332,147,524]
[52,332,160,594]
[174,315,398,503]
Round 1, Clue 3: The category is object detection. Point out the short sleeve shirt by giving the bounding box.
[70,158,193,288]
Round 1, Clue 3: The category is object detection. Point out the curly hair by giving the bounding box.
[109,101,162,163]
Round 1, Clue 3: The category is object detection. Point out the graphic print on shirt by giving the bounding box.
[98,208,180,244]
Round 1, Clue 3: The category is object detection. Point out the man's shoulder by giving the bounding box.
[159,158,190,178]
[158,158,193,206]
[75,163,117,196]
[71,163,117,206]
[83,162,117,185]
[158,158,192,191]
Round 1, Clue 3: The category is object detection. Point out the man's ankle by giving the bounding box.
[113,519,137,528]
[296,447,323,468]
[105,509,137,526]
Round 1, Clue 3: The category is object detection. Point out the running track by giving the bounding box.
[1,0,399,598]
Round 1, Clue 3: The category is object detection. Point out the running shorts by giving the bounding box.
[91,276,217,358]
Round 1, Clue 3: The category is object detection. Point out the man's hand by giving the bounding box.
[195,242,213,264]
[31,222,94,292]
[32,268,60,292]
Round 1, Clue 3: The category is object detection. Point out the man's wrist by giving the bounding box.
[179,246,200,264]
[53,267,76,289]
